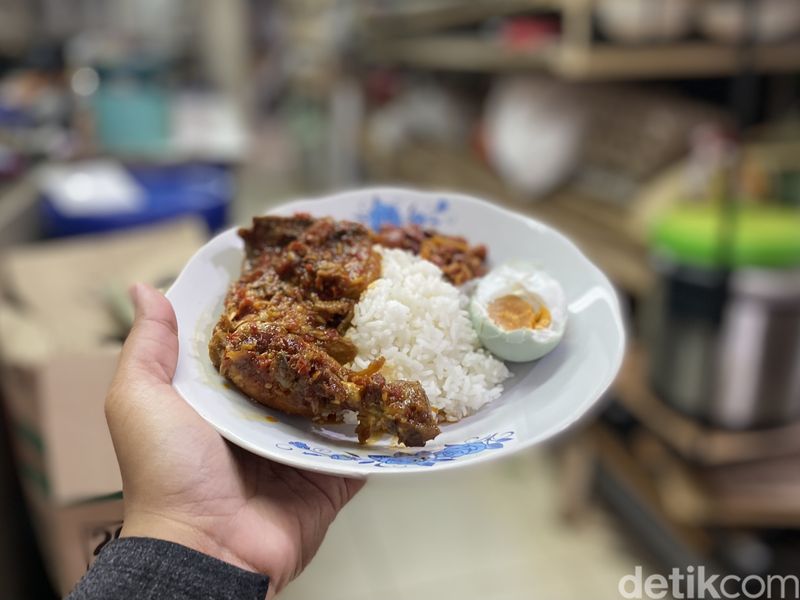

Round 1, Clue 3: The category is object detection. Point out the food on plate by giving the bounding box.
[209,212,565,446]
[346,247,511,421]
[209,215,441,446]
[470,262,567,362]
[372,223,487,285]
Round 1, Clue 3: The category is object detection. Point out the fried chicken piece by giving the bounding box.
[210,215,440,446]
[358,377,440,447]
[219,321,438,444]
[218,321,361,419]
[373,224,487,285]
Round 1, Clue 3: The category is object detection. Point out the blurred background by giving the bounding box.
[1,0,799,598]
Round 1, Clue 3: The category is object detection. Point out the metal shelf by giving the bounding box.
[365,35,553,71]
[361,0,560,35]
[364,35,800,79]
[555,41,800,80]
[359,0,800,80]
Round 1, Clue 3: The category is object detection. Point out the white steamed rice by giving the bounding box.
[346,246,511,420]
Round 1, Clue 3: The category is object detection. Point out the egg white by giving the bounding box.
[470,262,567,362]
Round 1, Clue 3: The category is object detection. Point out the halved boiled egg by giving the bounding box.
[470,262,567,362]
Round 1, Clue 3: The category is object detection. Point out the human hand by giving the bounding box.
[105,283,364,596]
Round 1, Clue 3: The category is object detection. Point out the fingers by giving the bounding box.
[117,283,180,387]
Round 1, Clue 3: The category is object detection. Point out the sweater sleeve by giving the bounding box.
[65,537,269,600]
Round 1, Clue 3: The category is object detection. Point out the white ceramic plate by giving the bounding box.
[167,188,625,477]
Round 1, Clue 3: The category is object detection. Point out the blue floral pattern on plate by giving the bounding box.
[357,196,452,230]
[276,432,514,468]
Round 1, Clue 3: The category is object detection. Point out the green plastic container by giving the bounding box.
[652,204,800,269]
[646,203,800,429]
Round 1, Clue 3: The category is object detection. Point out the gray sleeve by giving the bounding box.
[65,537,269,600]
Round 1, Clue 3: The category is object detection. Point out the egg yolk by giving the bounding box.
[487,295,551,331]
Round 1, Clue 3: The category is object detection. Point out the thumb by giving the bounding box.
[117,283,179,387]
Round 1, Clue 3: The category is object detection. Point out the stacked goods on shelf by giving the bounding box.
[357,0,800,78]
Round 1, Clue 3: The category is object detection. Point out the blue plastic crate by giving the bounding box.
[40,162,233,237]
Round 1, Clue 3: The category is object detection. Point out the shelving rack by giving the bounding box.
[356,0,800,569]
[357,0,800,79]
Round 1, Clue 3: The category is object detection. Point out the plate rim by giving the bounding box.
[166,186,626,477]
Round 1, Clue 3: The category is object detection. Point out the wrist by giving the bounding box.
[120,511,258,575]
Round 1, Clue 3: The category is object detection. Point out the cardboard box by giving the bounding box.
[0,218,207,592]
[24,483,124,597]
[2,350,122,503]
[0,217,206,501]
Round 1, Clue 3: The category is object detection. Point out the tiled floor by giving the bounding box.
[279,448,654,600]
